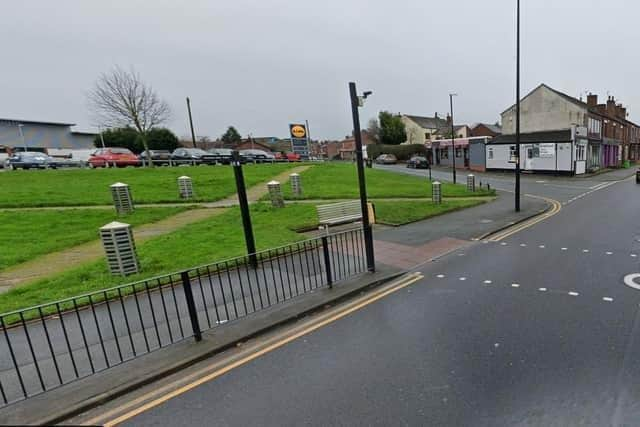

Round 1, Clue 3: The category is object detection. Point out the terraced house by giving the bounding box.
[491,84,640,174]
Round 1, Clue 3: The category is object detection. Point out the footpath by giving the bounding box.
[0,165,310,291]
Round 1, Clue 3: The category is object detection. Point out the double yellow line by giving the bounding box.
[487,195,562,242]
[86,272,424,426]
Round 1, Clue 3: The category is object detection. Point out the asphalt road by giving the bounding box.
[119,171,640,426]
[374,163,634,205]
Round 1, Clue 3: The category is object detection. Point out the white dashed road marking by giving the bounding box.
[539,245,545,249]
[606,252,613,255]
[500,242,507,246]
[561,247,568,251]
[583,249,590,253]
[539,287,547,292]
[483,280,492,284]
[520,244,527,247]
[603,297,614,302]
[511,283,520,288]
[568,292,579,296]
[632,254,638,258]
[459,277,467,281]
[436,274,445,278]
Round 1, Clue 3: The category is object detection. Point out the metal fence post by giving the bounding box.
[321,236,333,288]
[181,271,202,342]
[232,151,258,268]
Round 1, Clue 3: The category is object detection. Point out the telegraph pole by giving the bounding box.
[515,0,521,212]
[186,97,197,148]
[449,94,458,184]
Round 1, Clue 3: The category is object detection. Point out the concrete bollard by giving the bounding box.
[267,180,285,208]
[467,174,475,192]
[432,181,442,204]
[110,182,134,214]
[178,176,194,199]
[100,221,140,276]
[290,173,302,197]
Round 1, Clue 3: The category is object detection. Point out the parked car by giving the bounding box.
[138,149,172,166]
[274,152,301,162]
[171,148,218,165]
[239,149,276,163]
[375,154,398,165]
[88,148,141,168]
[0,145,12,168]
[5,152,59,170]
[207,148,235,164]
[406,156,429,169]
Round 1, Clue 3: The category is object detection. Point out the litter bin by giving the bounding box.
[636,169,640,184]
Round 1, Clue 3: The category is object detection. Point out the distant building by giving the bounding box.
[0,118,96,154]
[337,131,375,160]
[499,83,640,173]
[470,123,502,138]
[401,114,448,145]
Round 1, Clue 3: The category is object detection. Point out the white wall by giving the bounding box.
[502,85,587,134]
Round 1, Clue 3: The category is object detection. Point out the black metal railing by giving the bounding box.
[0,228,366,407]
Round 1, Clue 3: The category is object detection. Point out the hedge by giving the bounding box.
[367,144,427,161]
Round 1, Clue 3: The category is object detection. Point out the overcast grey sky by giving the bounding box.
[2,0,638,140]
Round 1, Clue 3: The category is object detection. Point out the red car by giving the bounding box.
[88,148,141,168]
[274,152,301,162]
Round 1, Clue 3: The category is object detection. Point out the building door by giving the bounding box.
[525,147,534,170]
[464,147,469,167]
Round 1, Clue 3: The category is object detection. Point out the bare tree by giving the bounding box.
[88,66,171,165]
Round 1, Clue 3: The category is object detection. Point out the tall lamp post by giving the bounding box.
[515,0,521,212]
[348,82,375,272]
[186,97,197,148]
[449,93,458,184]
[17,124,27,152]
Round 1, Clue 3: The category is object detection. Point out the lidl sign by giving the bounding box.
[289,124,307,139]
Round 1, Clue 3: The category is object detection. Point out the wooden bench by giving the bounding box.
[316,200,363,228]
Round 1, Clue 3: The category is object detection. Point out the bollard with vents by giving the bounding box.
[100,221,140,276]
[178,176,194,199]
[110,182,134,214]
[267,180,285,208]
[290,173,302,197]
[432,181,442,204]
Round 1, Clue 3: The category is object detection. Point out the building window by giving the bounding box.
[509,145,517,159]
[455,147,462,158]
[576,144,586,161]
[488,147,494,159]
[440,148,448,159]
[425,132,431,139]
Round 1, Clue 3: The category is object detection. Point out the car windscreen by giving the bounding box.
[109,149,132,154]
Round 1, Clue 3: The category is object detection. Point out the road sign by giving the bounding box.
[289,123,309,158]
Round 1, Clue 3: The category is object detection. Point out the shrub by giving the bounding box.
[367,144,427,161]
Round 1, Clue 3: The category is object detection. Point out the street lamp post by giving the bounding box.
[349,81,375,272]
[515,0,521,212]
[186,97,197,148]
[17,124,27,152]
[449,93,458,184]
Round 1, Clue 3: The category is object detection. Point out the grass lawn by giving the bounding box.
[281,163,494,200]
[0,207,188,270]
[0,203,318,314]
[374,199,489,226]
[0,163,296,208]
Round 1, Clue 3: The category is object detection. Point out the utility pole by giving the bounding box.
[17,124,27,152]
[515,0,521,212]
[449,94,458,184]
[349,82,375,272]
[186,97,197,148]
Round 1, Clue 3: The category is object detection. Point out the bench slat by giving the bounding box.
[316,200,362,225]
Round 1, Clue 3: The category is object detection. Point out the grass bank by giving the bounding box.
[281,163,494,199]
[0,207,187,270]
[374,199,489,226]
[0,163,296,208]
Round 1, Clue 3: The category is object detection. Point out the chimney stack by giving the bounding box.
[607,96,617,115]
[587,93,598,107]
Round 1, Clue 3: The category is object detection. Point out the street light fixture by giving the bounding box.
[349,81,375,272]
[449,93,458,184]
[17,124,27,152]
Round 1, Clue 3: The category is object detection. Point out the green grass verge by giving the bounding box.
[374,199,489,226]
[0,203,318,314]
[0,163,296,208]
[281,163,494,199]
[0,207,188,270]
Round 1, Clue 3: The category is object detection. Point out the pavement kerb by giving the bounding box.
[2,267,404,426]
[473,196,553,241]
